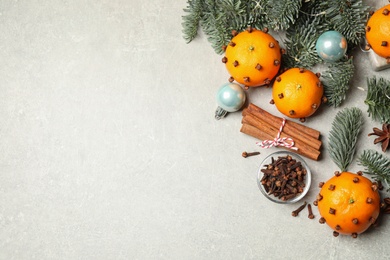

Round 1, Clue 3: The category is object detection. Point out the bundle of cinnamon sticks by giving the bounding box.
[240,103,322,160]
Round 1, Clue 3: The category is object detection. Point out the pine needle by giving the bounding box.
[365,77,390,124]
[319,0,369,46]
[265,0,302,31]
[322,58,355,107]
[358,150,390,191]
[328,107,364,172]
[182,0,204,43]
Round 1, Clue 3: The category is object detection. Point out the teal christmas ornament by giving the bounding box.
[316,31,348,62]
[215,83,246,120]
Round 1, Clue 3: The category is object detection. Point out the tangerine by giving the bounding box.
[366,4,390,61]
[272,68,323,120]
[222,27,281,88]
[316,171,381,238]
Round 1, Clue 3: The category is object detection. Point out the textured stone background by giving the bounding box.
[1,0,389,259]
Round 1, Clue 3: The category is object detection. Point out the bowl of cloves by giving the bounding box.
[257,151,311,204]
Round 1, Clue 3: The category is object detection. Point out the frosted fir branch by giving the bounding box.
[358,150,390,191]
[328,107,363,172]
[322,58,355,107]
[365,77,390,124]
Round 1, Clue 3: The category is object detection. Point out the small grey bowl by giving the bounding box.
[257,151,311,204]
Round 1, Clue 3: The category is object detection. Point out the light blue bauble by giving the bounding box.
[315,31,348,62]
[215,83,246,119]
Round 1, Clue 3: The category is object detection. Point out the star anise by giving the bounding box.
[368,123,390,152]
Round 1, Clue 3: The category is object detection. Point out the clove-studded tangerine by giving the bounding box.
[222,27,282,88]
[271,68,324,120]
[366,4,390,62]
[315,171,381,238]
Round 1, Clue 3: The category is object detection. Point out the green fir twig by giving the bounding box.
[322,58,355,107]
[282,13,322,69]
[319,0,369,46]
[265,0,301,31]
[328,107,364,172]
[365,77,390,124]
[182,0,204,43]
[182,0,269,54]
[358,150,390,191]
[181,0,368,57]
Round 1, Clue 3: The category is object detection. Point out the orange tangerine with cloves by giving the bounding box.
[222,27,282,88]
[315,171,381,238]
[366,4,390,63]
[271,68,324,121]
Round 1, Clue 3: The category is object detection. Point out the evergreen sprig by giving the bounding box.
[182,0,269,54]
[182,0,368,57]
[358,150,390,191]
[328,107,364,172]
[182,0,204,44]
[319,0,369,46]
[282,9,322,69]
[365,77,390,124]
[265,0,301,31]
[201,0,232,55]
[322,58,355,107]
[235,0,268,32]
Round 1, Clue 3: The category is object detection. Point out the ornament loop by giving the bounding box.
[215,106,228,120]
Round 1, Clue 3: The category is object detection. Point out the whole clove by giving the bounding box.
[307,203,315,219]
[242,151,260,158]
[260,154,308,201]
[292,201,307,217]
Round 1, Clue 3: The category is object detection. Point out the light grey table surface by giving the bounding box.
[1,0,390,259]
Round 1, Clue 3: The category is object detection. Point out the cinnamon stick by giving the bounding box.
[247,103,321,140]
[242,108,322,151]
[242,114,320,160]
[240,123,320,161]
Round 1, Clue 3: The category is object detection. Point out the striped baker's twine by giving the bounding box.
[256,118,298,150]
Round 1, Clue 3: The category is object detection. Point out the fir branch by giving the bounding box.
[247,0,268,30]
[358,150,390,191]
[201,0,232,55]
[282,7,324,68]
[182,0,204,43]
[322,58,354,107]
[265,0,302,31]
[181,0,270,54]
[282,0,332,68]
[320,0,369,47]
[328,107,364,172]
[218,0,249,34]
[364,77,390,124]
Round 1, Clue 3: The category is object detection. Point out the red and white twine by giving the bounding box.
[256,118,298,151]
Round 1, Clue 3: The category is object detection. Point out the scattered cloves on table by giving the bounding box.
[307,203,315,219]
[242,151,260,158]
[292,201,307,217]
[260,154,308,201]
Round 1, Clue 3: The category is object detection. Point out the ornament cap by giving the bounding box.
[215,106,228,120]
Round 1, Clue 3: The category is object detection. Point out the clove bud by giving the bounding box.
[292,201,307,217]
[242,151,260,158]
[307,203,314,219]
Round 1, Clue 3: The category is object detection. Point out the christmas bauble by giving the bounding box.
[315,31,347,62]
[215,83,246,119]
[216,83,246,112]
